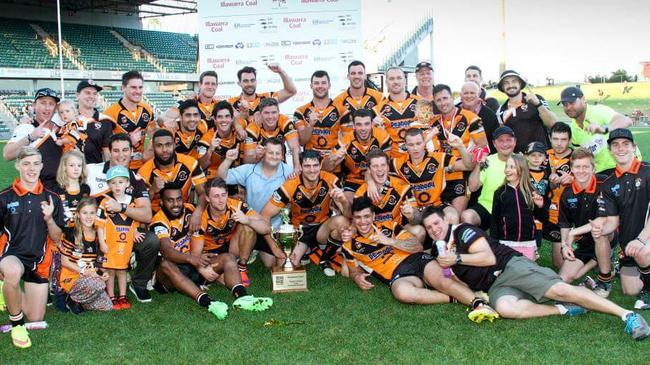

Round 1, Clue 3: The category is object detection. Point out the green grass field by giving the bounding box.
[1,111,650,363]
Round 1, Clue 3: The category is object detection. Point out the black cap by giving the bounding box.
[525,141,547,155]
[497,70,526,92]
[77,79,103,93]
[415,61,433,72]
[607,128,634,145]
[556,86,584,105]
[492,125,515,140]
[34,88,60,103]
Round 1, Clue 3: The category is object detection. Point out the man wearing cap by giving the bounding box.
[464,65,499,112]
[76,80,114,164]
[462,126,516,229]
[559,86,636,173]
[597,128,650,310]
[411,61,435,101]
[3,88,63,189]
[495,70,557,153]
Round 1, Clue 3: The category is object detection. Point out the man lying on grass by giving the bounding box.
[341,197,499,323]
[422,206,650,341]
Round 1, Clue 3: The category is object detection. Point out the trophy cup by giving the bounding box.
[271,207,308,293]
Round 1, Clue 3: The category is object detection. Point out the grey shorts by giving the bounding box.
[488,256,563,305]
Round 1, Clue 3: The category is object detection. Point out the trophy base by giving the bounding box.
[271,265,308,293]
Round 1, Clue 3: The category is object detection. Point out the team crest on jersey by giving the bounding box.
[296,191,303,200]
[611,183,620,197]
[94,122,101,130]
[409,104,416,112]
[567,197,578,209]
[319,186,327,197]
[388,194,397,205]
[154,225,169,236]
[178,171,188,182]
[142,113,150,122]
[427,163,437,174]
[403,166,410,174]
[7,201,19,214]
[383,105,392,115]
[329,112,337,121]
[521,104,528,112]
[635,178,642,189]
[456,121,466,132]
[354,240,363,250]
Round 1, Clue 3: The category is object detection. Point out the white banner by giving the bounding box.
[197,0,363,114]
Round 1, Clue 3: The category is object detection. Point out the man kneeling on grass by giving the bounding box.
[422,206,650,341]
[341,197,499,323]
[150,185,272,319]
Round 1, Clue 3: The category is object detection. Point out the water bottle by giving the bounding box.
[435,240,453,278]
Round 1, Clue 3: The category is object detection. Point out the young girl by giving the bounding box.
[97,165,144,310]
[490,154,547,261]
[56,100,87,152]
[51,150,91,311]
[58,199,112,312]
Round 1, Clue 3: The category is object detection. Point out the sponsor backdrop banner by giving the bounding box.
[197,0,362,114]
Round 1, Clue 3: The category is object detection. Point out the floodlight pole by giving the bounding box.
[56,0,65,97]
[499,0,506,74]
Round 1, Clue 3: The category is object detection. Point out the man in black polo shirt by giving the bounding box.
[422,206,650,341]
[86,133,158,303]
[597,128,650,309]
[76,79,113,163]
[557,148,615,297]
[495,70,558,153]
[3,88,63,189]
[0,147,64,348]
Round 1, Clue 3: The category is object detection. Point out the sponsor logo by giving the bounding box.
[235,42,244,49]
[285,54,308,66]
[259,17,277,31]
[234,22,256,29]
[281,40,292,46]
[205,21,229,32]
[312,39,322,46]
[284,16,306,29]
[220,1,258,8]
[292,40,311,46]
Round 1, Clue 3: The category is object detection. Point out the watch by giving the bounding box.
[456,254,462,265]
[120,203,127,213]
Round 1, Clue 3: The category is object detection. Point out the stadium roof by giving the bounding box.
[0,0,197,18]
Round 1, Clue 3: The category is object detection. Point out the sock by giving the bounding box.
[231,284,247,298]
[639,266,650,292]
[9,311,25,327]
[470,297,485,309]
[555,303,568,315]
[621,310,634,321]
[448,296,457,304]
[597,271,613,283]
[321,237,342,262]
[196,292,212,308]
[238,260,248,272]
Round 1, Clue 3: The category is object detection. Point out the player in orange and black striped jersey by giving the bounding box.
[173,99,207,160]
[390,128,474,223]
[197,101,246,180]
[343,198,495,313]
[322,108,392,202]
[242,97,301,171]
[373,67,419,158]
[546,122,575,267]
[430,84,488,214]
[228,64,297,125]
[355,149,417,229]
[262,150,351,276]
[151,186,271,313]
[202,178,274,286]
[333,60,384,133]
[103,71,155,170]
[138,129,207,212]
[295,71,346,156]
[525,141,552,247]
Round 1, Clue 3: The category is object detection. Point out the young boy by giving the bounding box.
[96,165,143,310]
[526,141,551,249]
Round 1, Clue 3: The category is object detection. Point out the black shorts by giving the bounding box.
[0,255,49,284]
[389,253,434,285]
[205,245,229,255]
[441,178,467,204]
[343,180,362,193]
[573,234,618,265]
[542,223,562,242]
[468,203,491,231]
[177,263,205,287]
[299,224,321,248]
[253,234,275,255]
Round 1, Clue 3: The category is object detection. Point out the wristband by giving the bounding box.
[121,203,128,213]
[637,237,647,245]
[535,102,543,108]
[455,254,462,265]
